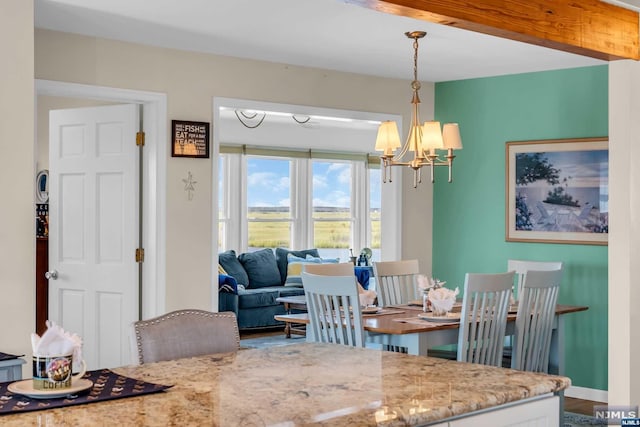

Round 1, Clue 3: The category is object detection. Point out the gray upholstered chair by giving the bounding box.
[131,309,240,364]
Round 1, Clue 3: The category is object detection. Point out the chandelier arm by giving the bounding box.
[234,110,266,129]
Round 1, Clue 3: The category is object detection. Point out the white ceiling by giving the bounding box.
[34,0,605,83]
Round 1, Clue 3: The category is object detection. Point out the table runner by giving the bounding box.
[362,308,405,317]
[392,316,460,326]
[0,368,172,415]
[0,353,23,362]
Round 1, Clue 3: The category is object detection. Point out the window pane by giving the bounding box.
[313,160,352,258]
[248,222,291,250]
[369,168,381,261]
[312,161,351,217]
[247,157,292,250]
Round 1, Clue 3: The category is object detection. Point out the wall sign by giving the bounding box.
[171,120,210,158]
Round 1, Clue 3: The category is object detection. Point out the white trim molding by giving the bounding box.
[35,79,167,319]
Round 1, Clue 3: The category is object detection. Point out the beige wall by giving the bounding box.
[34,29,436,313]
[0,0,34,366]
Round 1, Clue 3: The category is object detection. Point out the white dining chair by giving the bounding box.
[373,259,420,307]
[301,272,365,347]
[507,259,563,300]
[457,271,514,367]
[511,268,563,373]
[131,309,240,364]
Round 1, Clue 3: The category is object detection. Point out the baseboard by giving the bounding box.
[565,385,608,403]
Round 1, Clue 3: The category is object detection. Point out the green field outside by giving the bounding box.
[242,210,380,249]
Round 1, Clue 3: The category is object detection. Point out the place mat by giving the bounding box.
[0,368,172,415]
[362,308,405,317]
[0,352,23,362]
[392,316,460,326]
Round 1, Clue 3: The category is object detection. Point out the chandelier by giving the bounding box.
[375,31,463,188]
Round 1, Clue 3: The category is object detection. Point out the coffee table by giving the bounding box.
[276,295,307,338]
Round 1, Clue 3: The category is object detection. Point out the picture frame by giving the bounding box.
[171,120,210,158]
[505,137,608,245]
[35,169,49,204]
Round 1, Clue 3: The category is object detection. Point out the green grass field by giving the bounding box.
[241,209,380,249]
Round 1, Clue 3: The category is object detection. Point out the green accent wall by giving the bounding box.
[433,65,608,390]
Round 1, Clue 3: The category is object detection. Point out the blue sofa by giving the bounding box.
[217,248,319,330]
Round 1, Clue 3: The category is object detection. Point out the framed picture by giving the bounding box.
[506,137,608,245]
[171,120,210,158]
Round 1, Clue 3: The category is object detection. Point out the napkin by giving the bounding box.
[428,286,459,314]
[417,275,446,292]
[357,282,377,307]
[31,320,83,370]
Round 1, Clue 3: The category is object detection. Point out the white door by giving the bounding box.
[48,104,139,370]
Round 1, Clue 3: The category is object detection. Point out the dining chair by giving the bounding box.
[301,272,365,347]
[373,259,420,307]
[511,268,563,373]
[131,309,240,364]
[303,262,355,276]
[507,259,563,300]
[457,271,514,367]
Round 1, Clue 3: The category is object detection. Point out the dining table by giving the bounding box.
[275,303,588,376]
[0,343,570,426]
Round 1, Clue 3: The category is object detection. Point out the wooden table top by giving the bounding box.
[275,304,588,335]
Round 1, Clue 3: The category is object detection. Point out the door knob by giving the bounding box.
[45,270,58,280]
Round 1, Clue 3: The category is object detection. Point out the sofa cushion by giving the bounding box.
[238,248,282,288]
[284,254,321,286]
[284,254,340,286]
[219,250,249,286]
[275,248,320,284]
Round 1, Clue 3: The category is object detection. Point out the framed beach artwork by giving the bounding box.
[506,137,608,245]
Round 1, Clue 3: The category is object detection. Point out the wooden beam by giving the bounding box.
[346,0,639,60]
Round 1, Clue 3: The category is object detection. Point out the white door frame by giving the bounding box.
[35,79,167,319]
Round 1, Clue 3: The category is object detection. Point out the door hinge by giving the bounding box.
[135,248,145,263]
[136,131,145,146]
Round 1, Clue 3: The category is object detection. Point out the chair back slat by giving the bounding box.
[373,260,420,307]
[457,272,514,367]
[507,260,562,300]
[512,268,562,373]
[302,272,365,347]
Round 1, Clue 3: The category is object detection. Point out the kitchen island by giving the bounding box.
[1,343,569,426]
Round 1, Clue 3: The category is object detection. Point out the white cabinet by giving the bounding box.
[447,395,559,427]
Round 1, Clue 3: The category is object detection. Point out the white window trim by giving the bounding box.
[212,97,402,265]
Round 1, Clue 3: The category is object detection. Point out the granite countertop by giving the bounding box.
[1,343,570,426]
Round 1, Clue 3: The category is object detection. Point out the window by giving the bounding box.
[312,160,352,259]
[246,157,292,250]
[218,147,380,261]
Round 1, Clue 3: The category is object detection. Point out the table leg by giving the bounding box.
[283,302,292,338]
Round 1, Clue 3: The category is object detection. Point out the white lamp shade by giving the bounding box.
[375,121,401,152]
[442,123,463,149]
[421,121,444,150]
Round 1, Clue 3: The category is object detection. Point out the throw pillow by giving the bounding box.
[305,255,340,264]
[238,248,282,288]
[218,250,249,286]
[218,264,228,275]
[275,248,320,285]
[284,254,321,287]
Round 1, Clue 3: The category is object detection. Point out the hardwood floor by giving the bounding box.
[240,329,604,417]
[564,397,606,416]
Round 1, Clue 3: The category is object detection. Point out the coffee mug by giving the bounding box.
[32,354,87,390]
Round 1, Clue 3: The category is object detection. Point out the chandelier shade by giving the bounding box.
[375,31,463,187]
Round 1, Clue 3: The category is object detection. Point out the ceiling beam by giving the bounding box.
[346,0,640,60]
